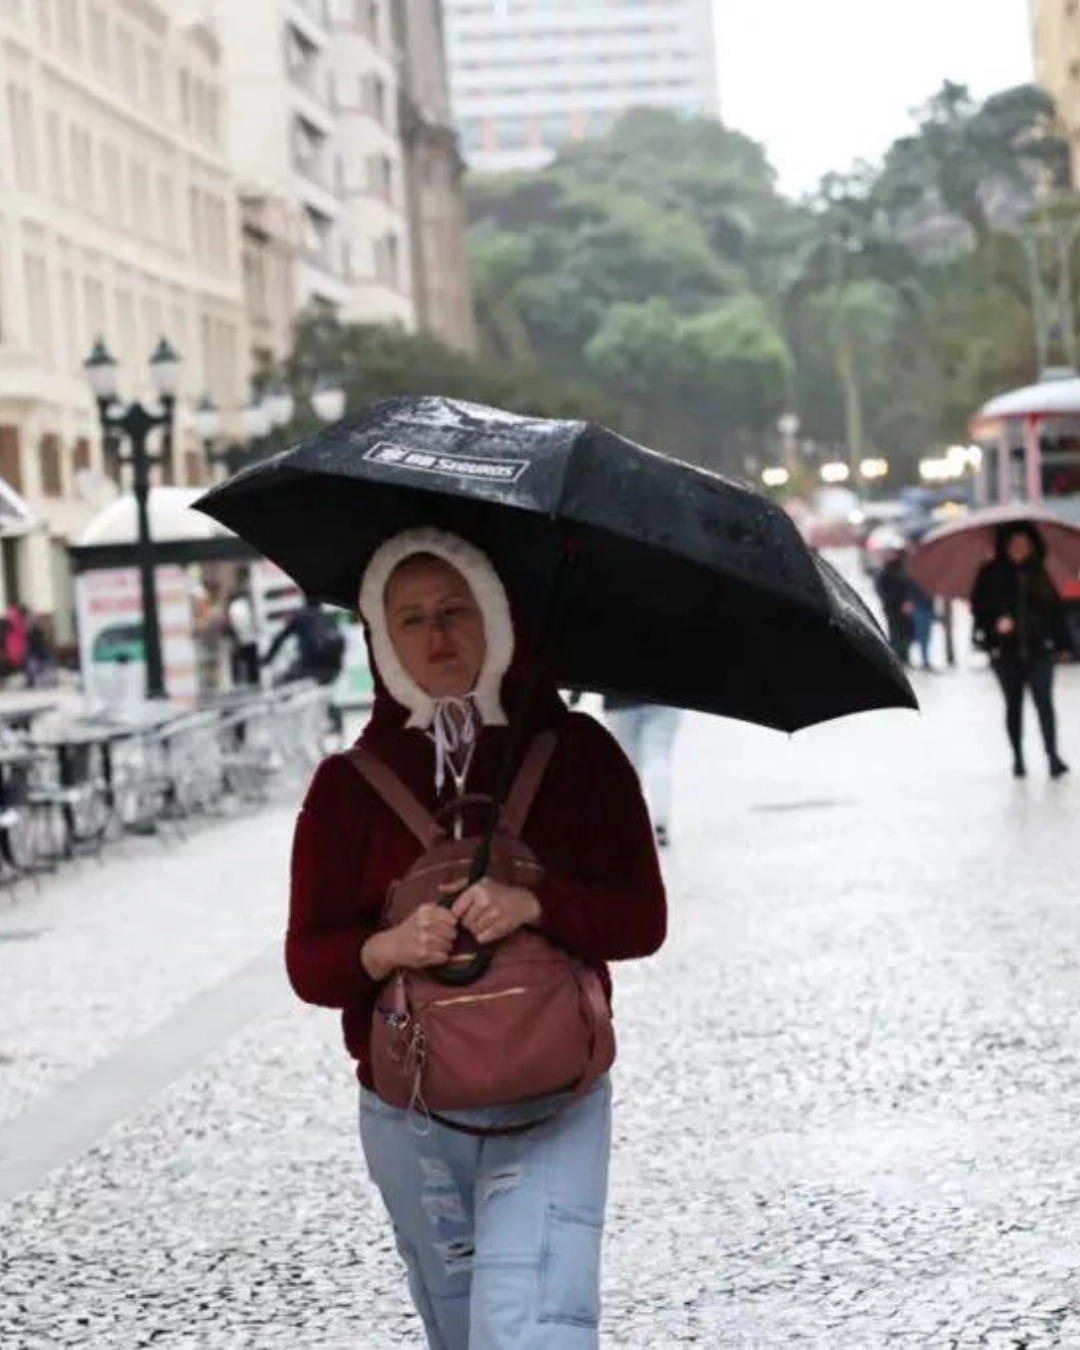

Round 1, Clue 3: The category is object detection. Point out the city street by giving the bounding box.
[1,619,1079,1347]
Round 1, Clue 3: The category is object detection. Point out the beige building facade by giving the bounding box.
[0,0,248,632]
[1031,0,1080,180]
[328,0,414,329]
[241,192,299,372]
[214,0,475,352]
[212,0,349,314]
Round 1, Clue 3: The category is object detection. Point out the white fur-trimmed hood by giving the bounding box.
[358,528,514,730]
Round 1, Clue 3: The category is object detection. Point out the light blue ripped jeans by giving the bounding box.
[360,1076,612,1350]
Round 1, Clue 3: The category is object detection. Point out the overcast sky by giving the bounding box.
[713,0,1034,196]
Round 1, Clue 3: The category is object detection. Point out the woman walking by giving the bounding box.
[971,523,1073,779]
[602,697,682,847]
[287,527,666,1348]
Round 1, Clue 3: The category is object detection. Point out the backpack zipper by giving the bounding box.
[431,986,527,1008]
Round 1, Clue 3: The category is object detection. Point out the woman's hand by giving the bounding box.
[448,878,541,945]
[361,904,458,978]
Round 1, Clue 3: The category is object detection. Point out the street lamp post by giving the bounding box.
[84,337,181,700]
[777,413,800,472]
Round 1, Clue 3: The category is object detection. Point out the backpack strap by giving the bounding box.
[500,731,559,839]
[343,747,444,849]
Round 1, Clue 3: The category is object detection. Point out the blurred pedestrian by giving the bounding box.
[604,697,681,847]
[262,596,345,686]
[24,611,54,688]
[909,573,936,671]
[971,523,1073,779]
[0,601,27,683]
[225,567,260,688]
[874,553,915,665]
[287,530,666,1348]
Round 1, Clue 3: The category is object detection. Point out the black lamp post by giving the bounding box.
[195,378,345,478]
[84,336,182,700]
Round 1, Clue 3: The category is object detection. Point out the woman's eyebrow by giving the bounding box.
[390,591,471,617]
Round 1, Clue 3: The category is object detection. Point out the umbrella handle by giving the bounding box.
[430,892,492,986]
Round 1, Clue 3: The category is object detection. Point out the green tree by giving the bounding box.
[281,311,626,438]
[875,82,1069,248]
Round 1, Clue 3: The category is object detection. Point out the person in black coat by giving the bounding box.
[971,523,1073,779]
[874,554,915,665]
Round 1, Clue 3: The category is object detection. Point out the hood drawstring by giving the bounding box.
[429,695,480,837]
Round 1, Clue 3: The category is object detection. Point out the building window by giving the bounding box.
[45,112,64,197]
[102,143,123,224]
[243,247,267,318]
[292,115,327,184]
[83,275,105,344]
[369,153,394,201]
[73,437,91,472]
[24,256,52,360]
[157,174,175,245]
[88,5,109,73]
[60,267,78,373]
[115,288,136,373]
[189,187,204,261]
[207,89,221,146]
[69,126,94,204]
[494,117,531,150]
[116,25,137,97]
[199,313,213,398]
[7,84,37,189]
[143,46,163,109]
[40,434,63,498]
[130,160,150,236]
[369,74,387,124]
[357,0,380,40]
[384,231,399,287]
[56,0,80,56]
[460,117,483,153]
[0,427,23,495]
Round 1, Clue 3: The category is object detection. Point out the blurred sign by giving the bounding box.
[75,566,197,707]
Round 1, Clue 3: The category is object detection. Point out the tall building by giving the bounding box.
[211,0,351,315]
[328,0,415,330]
[0,0,248,630]
[1031,0,1080,181]
[443,0,720,173]
[394,0,478,351]
[213,1,474,349]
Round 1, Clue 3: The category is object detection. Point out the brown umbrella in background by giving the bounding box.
[909,503,1080,599]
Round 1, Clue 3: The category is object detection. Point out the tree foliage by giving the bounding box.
[280,85,1073,485]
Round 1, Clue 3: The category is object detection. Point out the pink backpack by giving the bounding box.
[346,731,614,1135]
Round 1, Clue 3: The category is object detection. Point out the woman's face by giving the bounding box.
[385,555,487,700]
[1006,533,1034,565]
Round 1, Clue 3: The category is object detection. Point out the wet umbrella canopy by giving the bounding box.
[910,503,1080,601]
[195,396,915,732]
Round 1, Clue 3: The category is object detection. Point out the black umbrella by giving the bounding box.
[194,396,916,732]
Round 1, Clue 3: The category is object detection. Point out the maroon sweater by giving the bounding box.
[286,678,667,1088]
